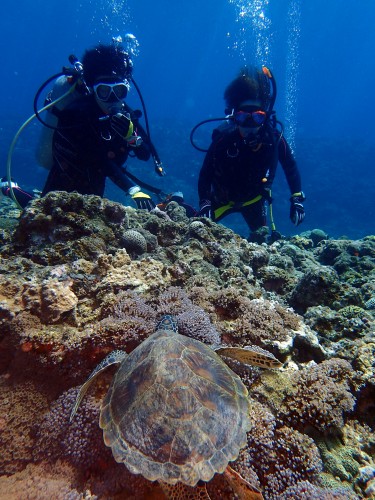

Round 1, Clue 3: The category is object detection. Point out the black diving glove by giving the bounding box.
[198,199,212,218]
[290,192,306,226]
[111,112,134,140]
[131,191,156,211]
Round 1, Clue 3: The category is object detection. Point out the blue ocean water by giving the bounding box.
[1,0,374,239]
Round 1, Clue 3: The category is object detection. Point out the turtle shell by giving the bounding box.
[99,328,251,486]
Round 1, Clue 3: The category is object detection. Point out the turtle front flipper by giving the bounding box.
[224,466,264,500]
[215,345,282,369]
[69,350,127,422]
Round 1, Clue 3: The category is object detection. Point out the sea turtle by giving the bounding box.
[70,315,282,499]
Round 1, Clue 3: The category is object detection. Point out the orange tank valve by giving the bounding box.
[262,66,272,78]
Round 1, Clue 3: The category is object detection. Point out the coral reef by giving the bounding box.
[34,388,110,468]
[0,377,49,475]
[365,297,375,310]
[276,359,356,433]
[236,400,324,499]
[0,192,374,499]
[122,229,148,255]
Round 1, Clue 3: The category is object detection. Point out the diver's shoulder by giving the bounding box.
[212,120,237,141]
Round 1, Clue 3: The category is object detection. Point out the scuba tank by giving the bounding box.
[34,54,89,169]
[36,73,84,169]
[5,55,85,208]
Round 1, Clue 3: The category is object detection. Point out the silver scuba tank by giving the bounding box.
[35,75,80,169]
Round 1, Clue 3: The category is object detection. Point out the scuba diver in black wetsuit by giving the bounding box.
[2,39,165,210]
[194,66,305,243]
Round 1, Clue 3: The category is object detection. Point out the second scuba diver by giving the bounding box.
[2,41,162,210]
[196,66,305,243]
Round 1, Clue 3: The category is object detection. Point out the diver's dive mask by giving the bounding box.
[93,81,129,102]
[233,109,267,128]
[93,79,130,115]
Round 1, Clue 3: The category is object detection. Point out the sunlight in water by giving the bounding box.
[227,0,272,65]
[284,0,301,153]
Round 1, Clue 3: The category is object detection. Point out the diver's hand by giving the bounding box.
[198,199,212,218]
[290,192,305,226]
[132,192,155,211]
[111,112,134,140]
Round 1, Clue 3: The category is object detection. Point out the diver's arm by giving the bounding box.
[107,161,137,193]
[278,135,302,194]
[132,133,151,161]
[198,145,215,201]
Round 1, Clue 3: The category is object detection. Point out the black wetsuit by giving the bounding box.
[42,94,150,197]
[198,122,302,231]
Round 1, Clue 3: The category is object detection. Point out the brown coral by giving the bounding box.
[0,377,49,474]
[0,461,84,500]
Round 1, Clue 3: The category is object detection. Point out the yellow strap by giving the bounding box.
[214,201,235,219]
[241,194,262,207]
[213,194,262,219]
[125,121,134,140]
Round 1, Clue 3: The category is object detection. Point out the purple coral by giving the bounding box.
[34,387,112,469]
[156,286,196,315]
[94,290,157,349]
[278,480,359,499]
[156,287,221,345]
[278,358,356,433]
[111,290,156,320]
[235,400,328,499]
[176,308,221,345]
[0,379,48,475]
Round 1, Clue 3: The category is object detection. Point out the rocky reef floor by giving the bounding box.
[0,192,374,499]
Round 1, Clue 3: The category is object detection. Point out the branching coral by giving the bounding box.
[234,400,324,499]
[110,289,156,321]
[210,289,301,345]
[277,359,356,433]
[34,387,111,469]
[154,287,222,344]
[176,308,221,345]
[155,286,197,315]
[278,480,359,499]
[91,290,157,352]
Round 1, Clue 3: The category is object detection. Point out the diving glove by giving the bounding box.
[131,191,156,211]
[0,177,18,194]
[290,192,305,226]
[198,199,212,218]
[111,112,134,140]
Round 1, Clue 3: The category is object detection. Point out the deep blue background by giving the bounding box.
[1,0,374,239]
